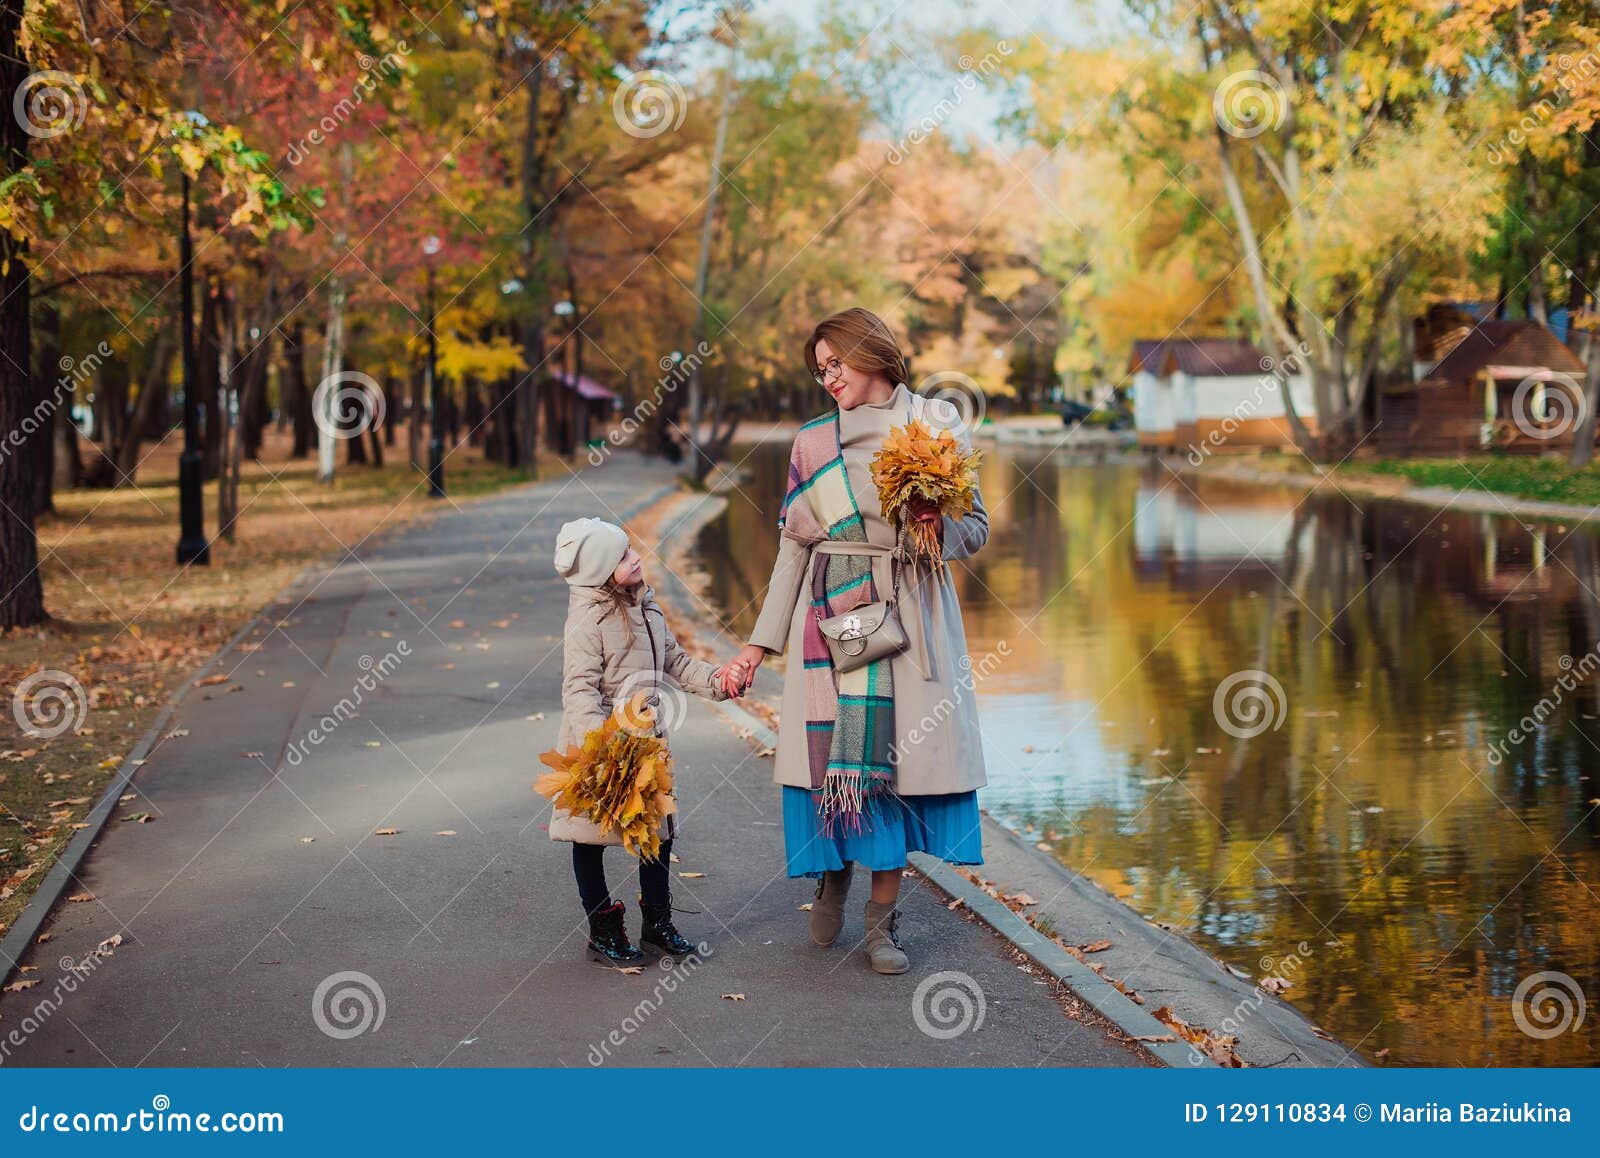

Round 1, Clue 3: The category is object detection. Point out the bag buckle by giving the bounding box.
[838,613,863,640]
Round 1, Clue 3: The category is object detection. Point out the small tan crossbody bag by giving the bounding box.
[812,524,910,674]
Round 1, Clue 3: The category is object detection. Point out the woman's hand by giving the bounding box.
[722,644,767,697]
[908,497,944,545]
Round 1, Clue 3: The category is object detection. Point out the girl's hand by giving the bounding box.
[725,644,766,696]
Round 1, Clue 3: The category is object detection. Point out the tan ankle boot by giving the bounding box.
[808,865,853,946]
[863,899,909,974]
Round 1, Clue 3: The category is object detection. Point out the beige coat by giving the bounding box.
[748,384,990,796]
[551,584,726,844]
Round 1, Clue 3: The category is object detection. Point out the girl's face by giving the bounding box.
[814,337,895,411]
[611,546,644,587]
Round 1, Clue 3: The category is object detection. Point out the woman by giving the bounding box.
[725,307,989,975]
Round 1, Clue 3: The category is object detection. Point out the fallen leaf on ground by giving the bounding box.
[721,993,745,1001]
[617,966,644,975]
[678,871,705,879]
[947,897,965,911]
[3,980,39,992]
[66,893,94,903]
[36,933,52,944]
[798,902,813,911]
[193,674,230,687]
[1080,939,1112,953]
[435,830,457,837]
[119,812,153,823]
[374,828,399,836]
[298,837,315,844]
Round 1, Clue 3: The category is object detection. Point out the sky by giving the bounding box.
[660,0,1134,150]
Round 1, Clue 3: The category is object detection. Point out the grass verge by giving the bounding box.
[1343,455,1600,507]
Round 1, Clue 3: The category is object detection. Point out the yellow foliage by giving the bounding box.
[869,420,982,568]
[535,698,676,860]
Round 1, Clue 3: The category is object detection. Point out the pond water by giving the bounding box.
[695,438,1600,1067]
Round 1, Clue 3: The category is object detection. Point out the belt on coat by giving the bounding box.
[794,532,935,681]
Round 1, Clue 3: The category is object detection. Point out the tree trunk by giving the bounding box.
[53,398,82,492]
[0,0,45,626]
[382,376,398,447]
[29,301,65,514]
[408,366,424,471]
[199,277,224,480]
[113,324,174,482]
[218,291,240,540]
[365,377,384,466]
[283,319,312,458]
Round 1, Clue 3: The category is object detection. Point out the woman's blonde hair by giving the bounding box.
[804,307,910,387]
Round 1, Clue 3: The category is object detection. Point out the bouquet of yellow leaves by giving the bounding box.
[535,695,676,860]
[869,418,982,568]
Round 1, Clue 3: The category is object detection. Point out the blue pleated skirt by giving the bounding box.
[781,786,984,878]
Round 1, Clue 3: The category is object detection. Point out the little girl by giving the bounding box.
[550,517,744,966]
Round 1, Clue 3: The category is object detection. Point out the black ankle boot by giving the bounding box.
[587,900,645,966]
[639,899,697,958]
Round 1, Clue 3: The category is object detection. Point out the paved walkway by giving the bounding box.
[1,454,1147,1068]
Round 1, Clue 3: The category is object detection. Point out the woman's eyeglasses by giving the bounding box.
[813,358,845,388]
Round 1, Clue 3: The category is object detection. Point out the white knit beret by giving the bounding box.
[553,518,630,587]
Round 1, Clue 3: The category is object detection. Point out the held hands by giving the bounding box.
[719,644,767,698]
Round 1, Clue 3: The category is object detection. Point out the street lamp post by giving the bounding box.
[176,168,209,565]
[422,235,444,498]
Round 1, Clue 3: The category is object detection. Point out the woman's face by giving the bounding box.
[611,547,644,588]
[814,337,894,410]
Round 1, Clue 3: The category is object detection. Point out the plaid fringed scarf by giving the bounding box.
[778,411,895,834]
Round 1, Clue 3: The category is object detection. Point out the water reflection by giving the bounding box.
[696,440,1600,1066]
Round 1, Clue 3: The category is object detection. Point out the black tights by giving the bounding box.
[572,839,672,916]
